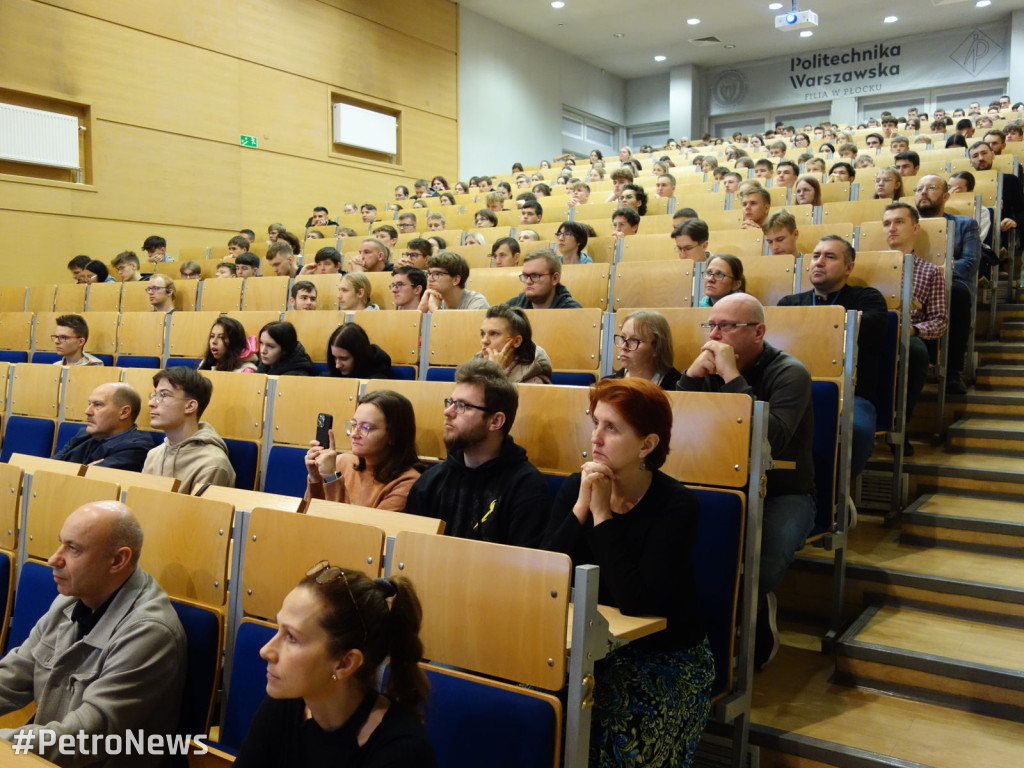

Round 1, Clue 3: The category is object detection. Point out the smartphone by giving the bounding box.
[316,413,333,447]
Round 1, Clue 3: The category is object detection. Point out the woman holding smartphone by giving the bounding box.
[304,390,423,511]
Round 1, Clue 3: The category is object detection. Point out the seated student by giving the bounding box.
[418,252,489,311]
[82,259,116,283]
[606,309,681,390]
[894,150,921,177]
[700,254,746,307]
[948,170,992,243]
[618,183,649,216]
[504,249,582,310]
[793,175,822,207]
[739,186,772,230]
[266,241,299,278]
[611,207,641,238]
[290,280,318,310]
[235,252,260,278]
[405,359,550,547]
[753,158,774,179]
[774,160,799,189]
[304,389,423,509]
[372,225,399,254]
[112,250,143,282]
[349,239,391,273]
[142,235,171,263]
[426,211,447,232]
[338,273,379,311]
[67,254,92,283]
[673,207,699,224]
[474,304,552,384]
[147,274,176,313]
[762,210,802,256]
[483,192,504,213]
[828,162,855,183]
[179,260,201,279]
[233,563,435,768]
[143,366,236,492]
[394,238,431,271]
[519,200,543,226]
[673,218,710,261]
[326,324,393,380]
[52,313,105,367]
[52,382,153,471]
[300,247,341,275]
[360,204,378,225]
[228,234,251,258]
[199,317,258,373]
[805,157,826,174]
[305,205,336,228]
[216,261,237,278]
[257,321,317,377]
[389,266,426,310]
[555,221,593,265]
[0,501,187,764]
[544,378,713,768]
[873,166,904,201]
[490,237,521,268]
[517,229,540,243]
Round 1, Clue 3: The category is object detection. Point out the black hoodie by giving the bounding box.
[404,435,550,548]
[256,341,317,376]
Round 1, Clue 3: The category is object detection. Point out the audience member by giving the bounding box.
[606,310,681,389]
[793,176,822,207]
[774,161,799,189]
[490,237,521,268]
[266,242,298,278]
[618,183,649,215]
[235,252,260,278]
[678,293,814,669]
[390,266,426,310]
[395,238,431,270]
[112,251,143,282]
[215,261,237,278]
[611,207,641,238]
[673,218,710,260]
[338,273,379,311]
[326,324,393,379]
[147,274,176,312]
[52,383,152,470]
[67,254,91,283]
[474,304,552,384]
[894,150,920,177]
[179,261,201,279]
[405,359,550,547]
[82,260,115,283]
[256,321,317,377]
[0,501,186,765]
[142,235,170,263]
[873,166,904,200]
[700,254,746,307]
[51,313,104,366]
[289,280,318,310]
[419,252,489,311]
[544,378,713,768]
[555,221,592,265]
[228,235,251,258]
[305,390,423,509]
[199,316,257,373]
[762,211,802,256]
[143,366,236,492]
[505,250,582,309]
[349,239,391,273]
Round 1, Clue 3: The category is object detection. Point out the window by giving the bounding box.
[561,108,618,157]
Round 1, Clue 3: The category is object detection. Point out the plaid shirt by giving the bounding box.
[910,253,948,340]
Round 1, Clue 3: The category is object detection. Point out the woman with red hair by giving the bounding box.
[544,378,713,768]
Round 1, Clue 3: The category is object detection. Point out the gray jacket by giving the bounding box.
[0,568,187,767]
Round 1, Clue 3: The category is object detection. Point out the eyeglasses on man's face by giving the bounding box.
[519,272,552,283]
[145,286,167,294]
[443,398,492,415]
[147,390,183,403]
[700,322,755,332]
[426,270,449,280]
[50,335,79,344]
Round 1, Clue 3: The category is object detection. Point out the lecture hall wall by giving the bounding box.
[0,0,458,288]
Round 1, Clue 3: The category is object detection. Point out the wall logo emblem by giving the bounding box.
[950,28,1001,76]
[712,70,747,106]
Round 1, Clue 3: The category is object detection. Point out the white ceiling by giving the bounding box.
[456,0,1024,79]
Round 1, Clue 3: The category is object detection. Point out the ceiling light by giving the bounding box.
[687,18,701,25]
[977,0,991,6]
[768,3,783,9]
[800,30,813,37]
[724,44,736,49]
[884,15,898,23]
[550,1,565,8]
[654,55,667,62]
[612,32,625,38]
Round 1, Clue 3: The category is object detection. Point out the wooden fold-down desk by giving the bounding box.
[566,603,666,649]
[0,739,59,765]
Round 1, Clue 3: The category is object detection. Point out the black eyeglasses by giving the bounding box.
[700,322,755,332]
[443,398,492,415]
[306,560,367,643]
[613,335,642,351]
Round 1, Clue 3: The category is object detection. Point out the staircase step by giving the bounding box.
[835,602,1024,721]
[948,416,1024,457]
[975,365,1024,391]
[900,493,1024,555]
[999,319,1024,341]
[786,517,1024,619]
[750,645,1024,768]
[975,341,1024,364]
[881,442,1024,497]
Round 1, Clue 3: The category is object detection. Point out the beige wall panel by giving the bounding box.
[31,0,456,118]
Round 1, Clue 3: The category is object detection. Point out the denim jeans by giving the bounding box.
[851,396,877,480]
[759,492,817,602]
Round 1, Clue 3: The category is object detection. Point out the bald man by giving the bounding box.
[52,383,153,471]
[678,294,815,671]
[0,502,186,766]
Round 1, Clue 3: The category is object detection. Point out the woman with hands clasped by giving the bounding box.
[543,378,714,768]
[304,390,423,511]
[472,304,551,384]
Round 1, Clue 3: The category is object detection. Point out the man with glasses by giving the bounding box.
[394,238,431,270]
[504,250,582,310]
[52,382,152,471]
[418,251,489,312]
[678,293,815,670]
[390,266,426,310]
[404,358,550,547]
[51,314,104,367]
[146,274,176,313]
[142,367,235,493]
[915,174,982,394]
[779,236,887,481]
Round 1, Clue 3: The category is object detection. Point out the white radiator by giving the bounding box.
[0,103,80,170]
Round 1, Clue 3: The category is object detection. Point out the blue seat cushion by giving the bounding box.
[0,416,55,463]
[218,621,274,753]
[171,600,222,736]
[6,560,59,653]
[262,445,307,497]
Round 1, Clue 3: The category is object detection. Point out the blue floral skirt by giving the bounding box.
[590,637,715,768]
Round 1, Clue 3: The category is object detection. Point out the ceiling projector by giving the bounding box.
[775,9,818,31]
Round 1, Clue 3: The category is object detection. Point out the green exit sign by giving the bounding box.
[240,135,258,148]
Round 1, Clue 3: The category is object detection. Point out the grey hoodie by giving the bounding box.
[142,421,236,493]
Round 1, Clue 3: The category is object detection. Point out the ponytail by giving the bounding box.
[382,575,430,715]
